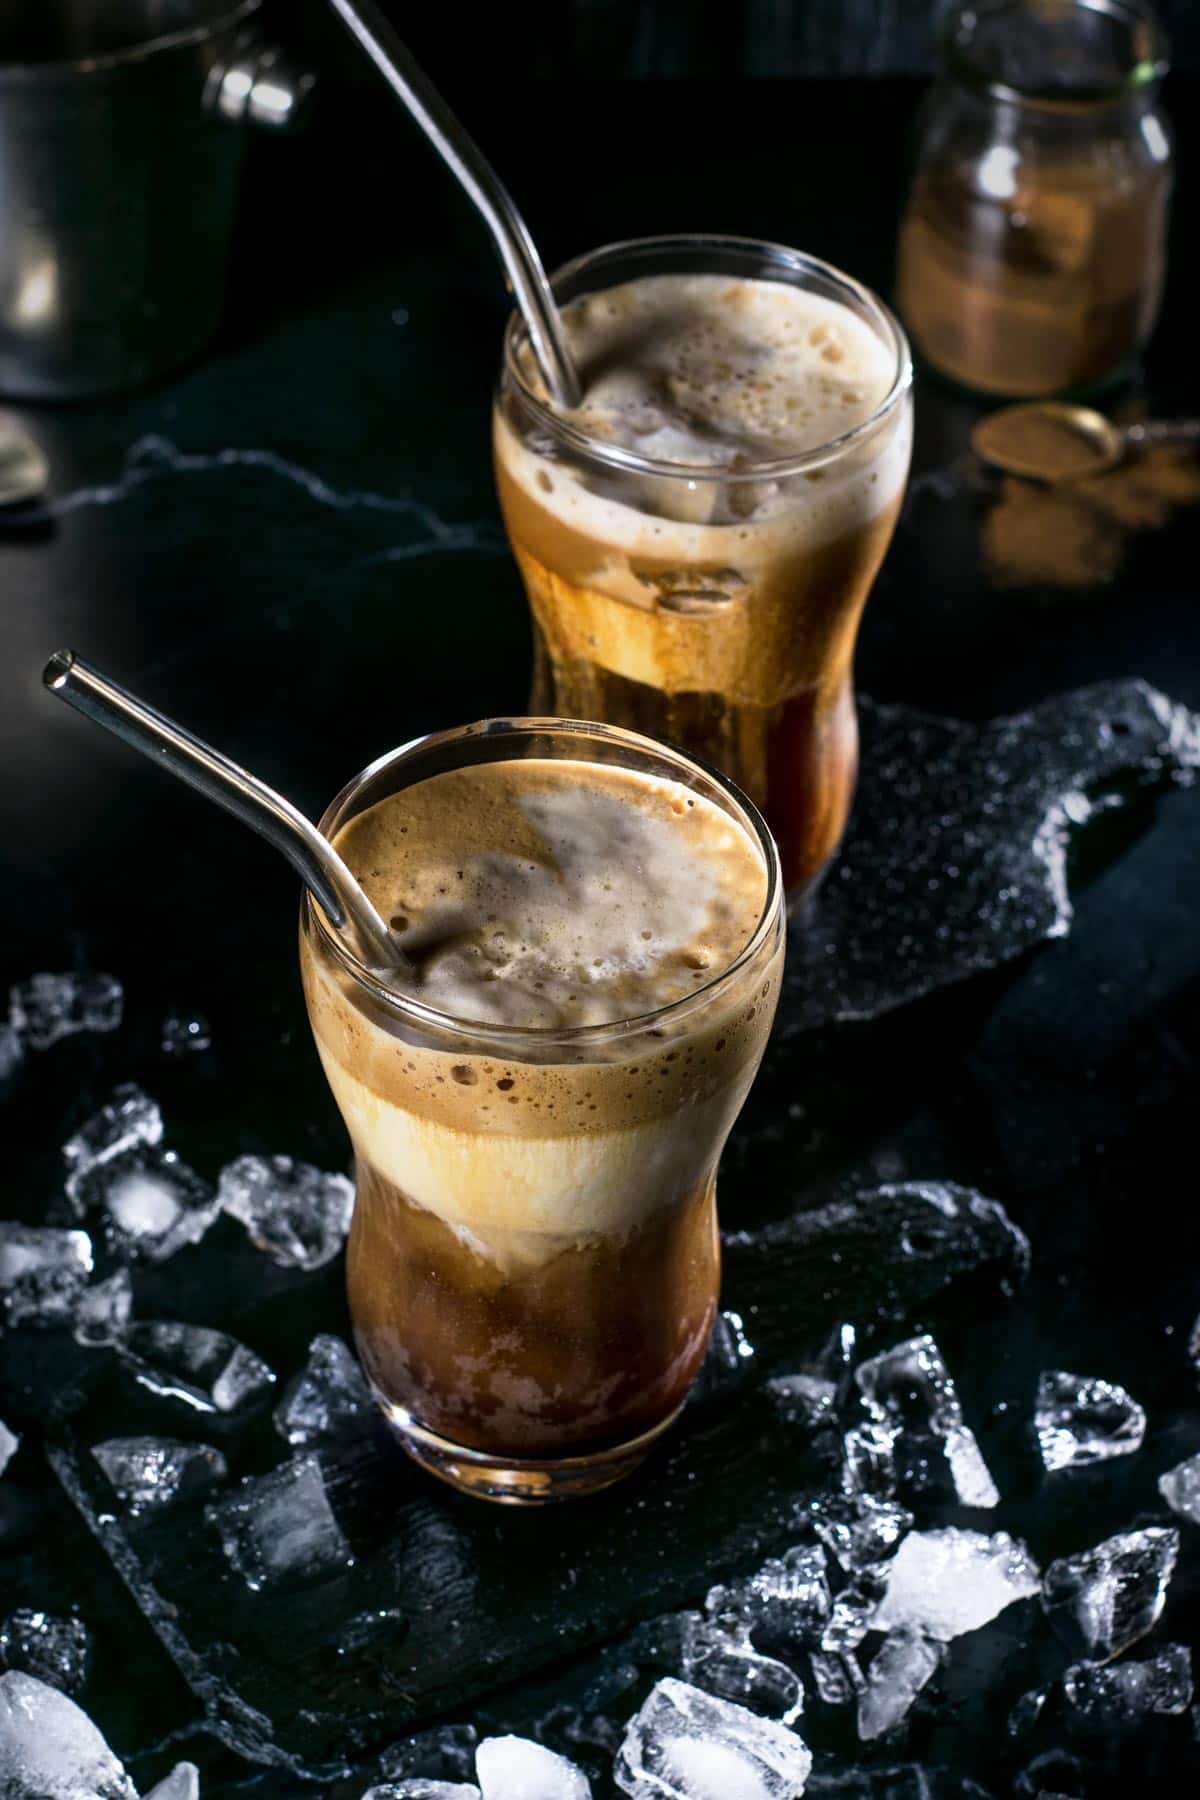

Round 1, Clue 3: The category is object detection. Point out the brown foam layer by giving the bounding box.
[333,758,765,1029]
[304,757,777,1142]
[348,1155,719,1457]
[544,275,896,466]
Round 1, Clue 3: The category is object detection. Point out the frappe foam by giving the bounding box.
[333,759,765,1030]
[561,274,898,464]
[500,273,909,548]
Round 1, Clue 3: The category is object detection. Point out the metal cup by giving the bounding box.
[0,0,313,400]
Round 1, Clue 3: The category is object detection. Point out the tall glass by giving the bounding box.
[300,719,785,1504]
[492,235,913,901]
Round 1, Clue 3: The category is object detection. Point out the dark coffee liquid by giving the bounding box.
[347,1158,720,1459]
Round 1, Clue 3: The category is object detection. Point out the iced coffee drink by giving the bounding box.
[493,237,912,898]
[300,720,784,1503]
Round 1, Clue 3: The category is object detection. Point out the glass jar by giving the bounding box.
[896,0,1173,397]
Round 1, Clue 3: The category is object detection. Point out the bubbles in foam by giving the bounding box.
[500,273,910,566]
[335,761,766,1032]
[557,276,893,469]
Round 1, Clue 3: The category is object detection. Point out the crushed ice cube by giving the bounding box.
[0,1670,136,1799]
[855,1336,999,1508]
[942,1426,1001,1509]
[475,1735,591,1798]
[72,1271,133,1348]
[615,1677,812,1799]
[217,1153,354,1270]
[857,1628,943,1741]
[62,1086,163,1205]
[820,1568,889,1655]
[9,972,123,1051]
[206,1453,353,1590]
[1157,1452,1200,1525]
[679,1617,803,1724]
[1034,1370,1145,1471]
[856,1335,960,1434]
[841,1423,898,1500]
[143,1765,200,1800]
[1040,1526,1178,1662]
[808,1649,864,1708]
[770,1317,863,1425]
[273,1333,372,1445]
[0,1224,93,1326]
[92,1437,228,1520]
[0,1419,18,1478]
[161,1011,211,1057]
[872,1529,1041,1642]
[765,1374,838,1431]
[807,1494,912,1574]
[0,1611,91,1697]
[1064,1644,1192,1724]
[120,1322,275,1414]
[73,1148,219,1264]
[704,1545,831,1655]
[769,1323,858,1430]
[363,1783,480,1798]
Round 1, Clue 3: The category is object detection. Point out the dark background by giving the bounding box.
[2,4,1200,1794]
[273,0,1200,78]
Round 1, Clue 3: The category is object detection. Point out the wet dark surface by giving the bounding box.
[2,75,1200,1798]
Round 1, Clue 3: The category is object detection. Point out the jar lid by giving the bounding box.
[942,0,1170,106]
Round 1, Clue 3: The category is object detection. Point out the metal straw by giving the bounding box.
[43,650,406,973]
[325,0,582,408]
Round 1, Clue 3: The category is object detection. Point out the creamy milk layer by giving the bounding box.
[499,273,910,548]
[302,758,782,1267]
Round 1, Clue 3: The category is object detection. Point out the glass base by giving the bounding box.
[372,1387,684,1505]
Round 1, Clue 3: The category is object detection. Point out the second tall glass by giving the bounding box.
[493,234,913,900]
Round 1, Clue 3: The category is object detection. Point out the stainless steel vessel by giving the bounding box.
[0,0,311,399]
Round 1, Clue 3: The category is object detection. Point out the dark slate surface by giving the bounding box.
[2,73,1200,1798]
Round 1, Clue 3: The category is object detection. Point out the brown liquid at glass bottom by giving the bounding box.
[347,1157,720,1469]
[528,629,858,901]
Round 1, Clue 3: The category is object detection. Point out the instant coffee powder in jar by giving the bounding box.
[896,0,1173,398]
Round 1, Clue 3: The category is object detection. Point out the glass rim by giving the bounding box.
[0,0,259,79]
[500,232,913,484]
[304,716,784,1054]
[940,0,1170,108]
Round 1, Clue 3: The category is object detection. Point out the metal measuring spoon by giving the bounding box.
[326,0,582,409]
[43,650,407,974]
[972,401,1200,485]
